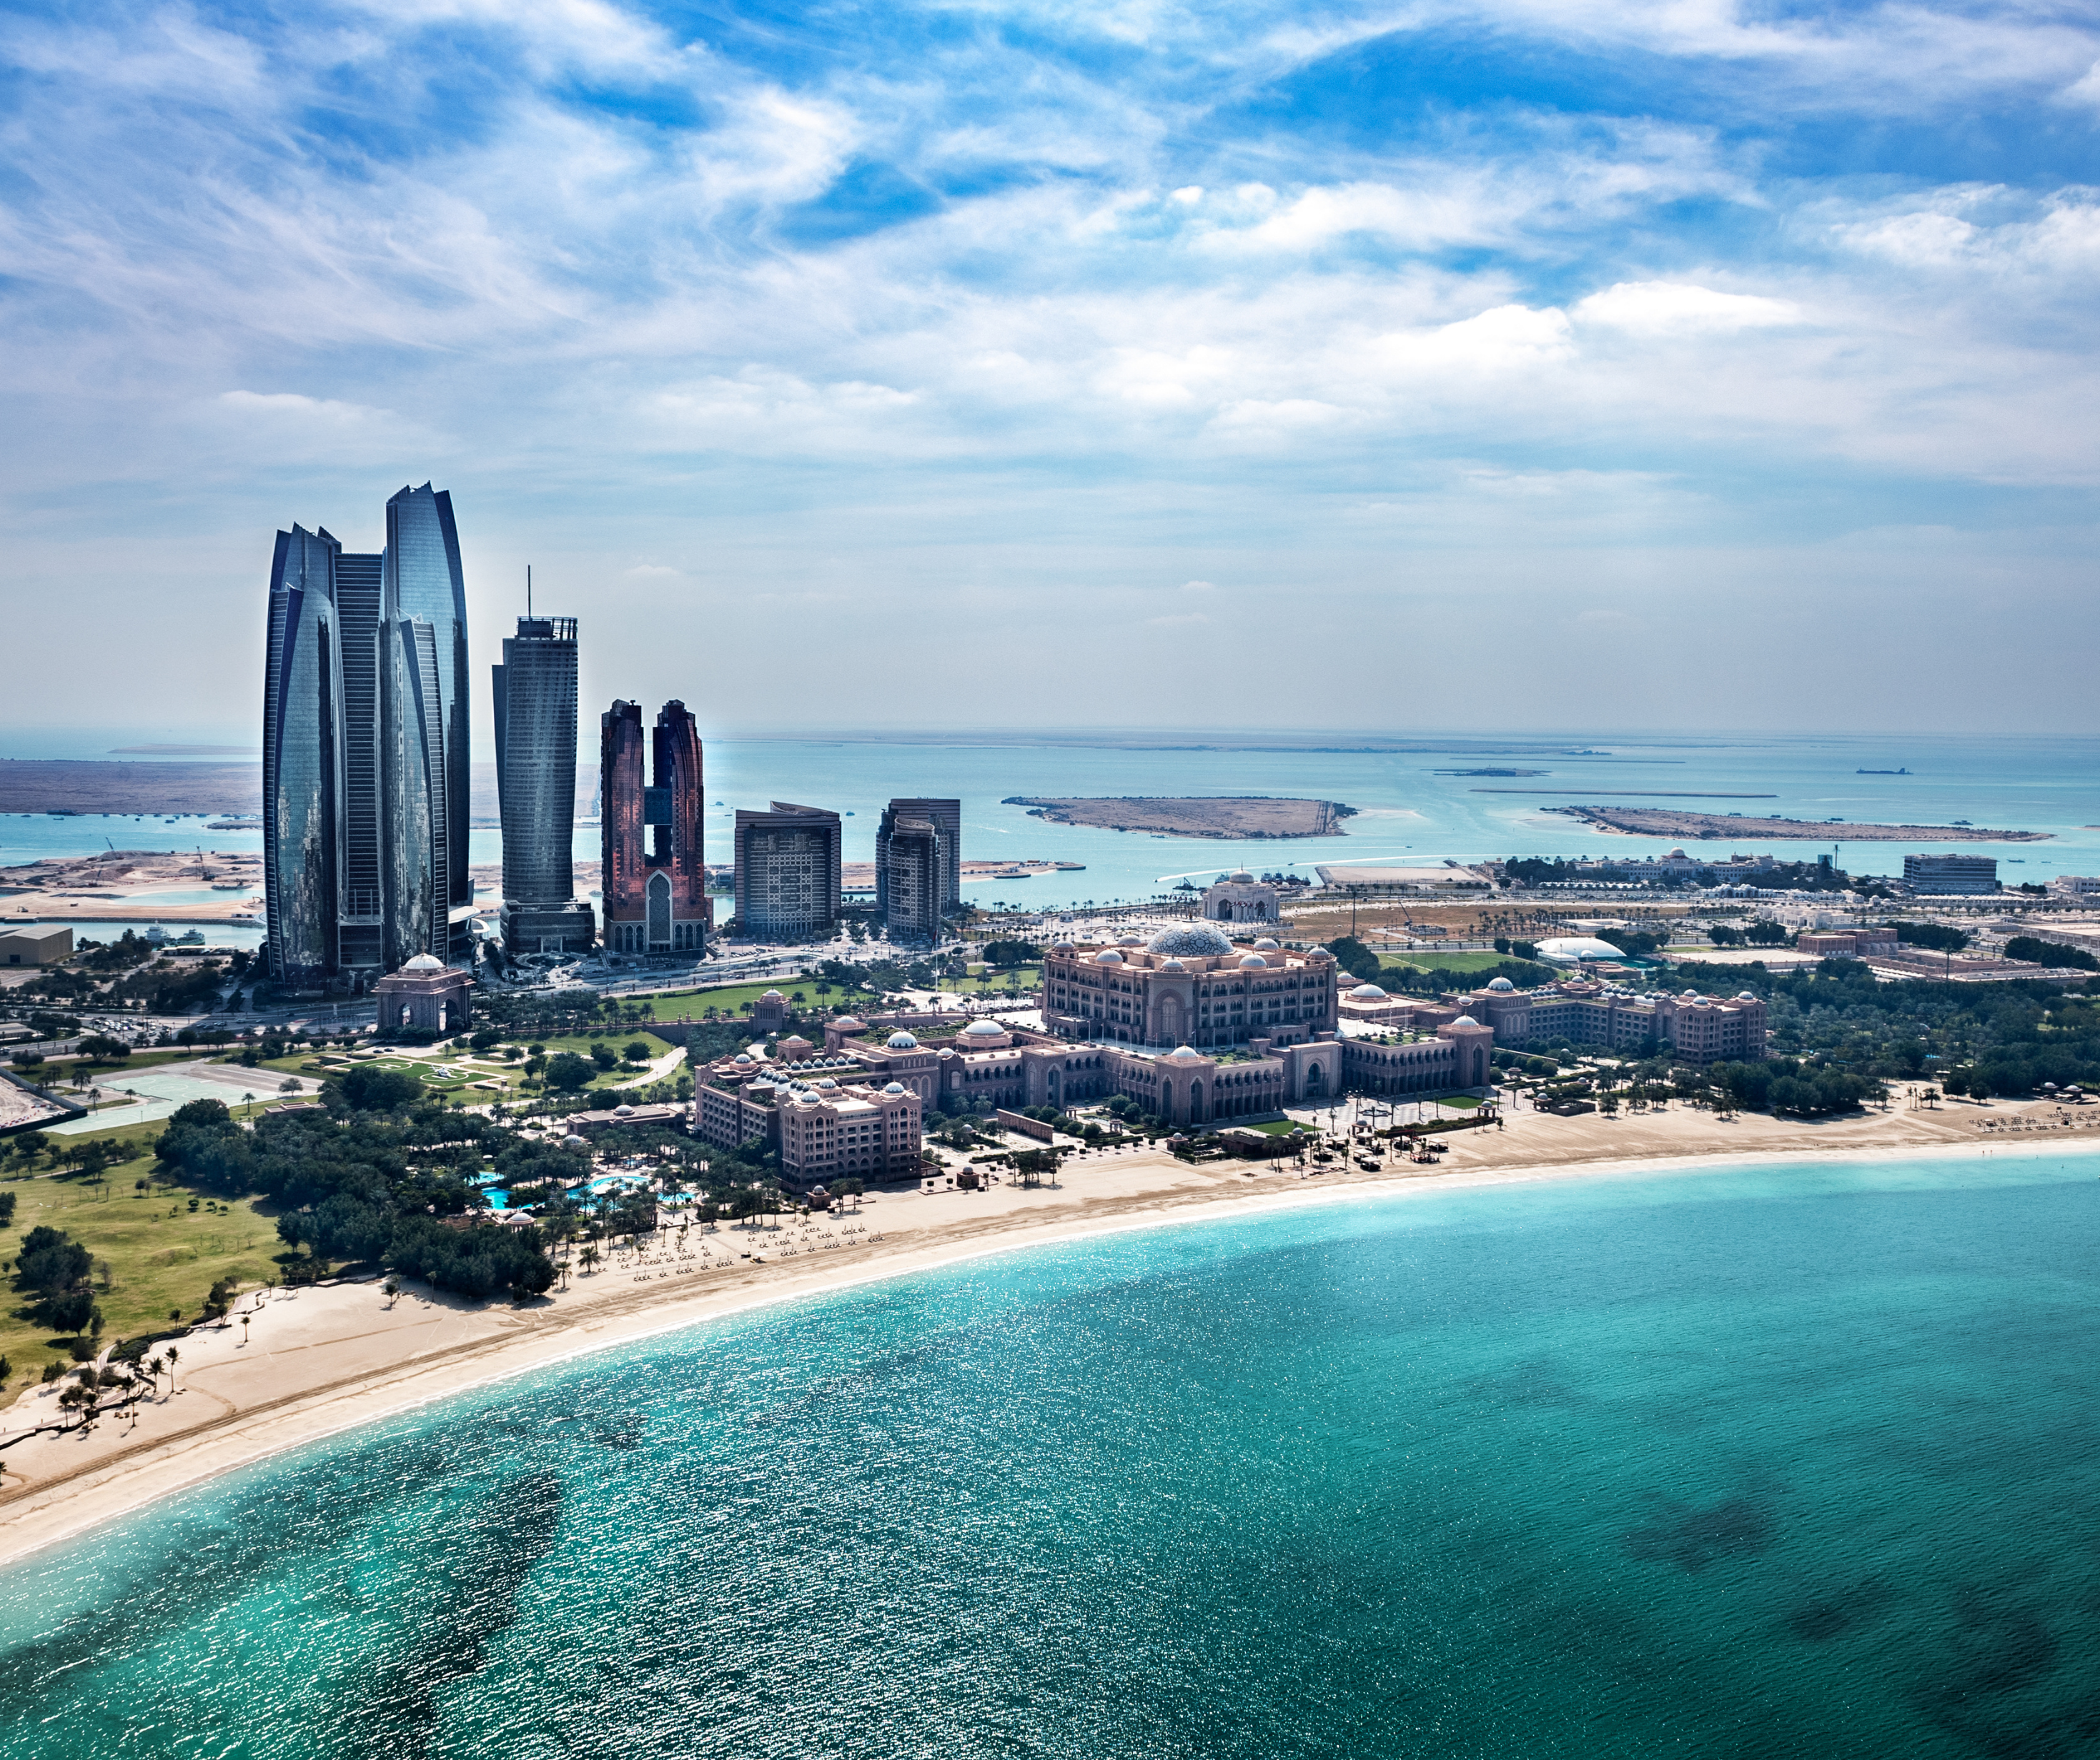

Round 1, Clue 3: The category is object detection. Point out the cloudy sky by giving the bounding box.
[4,0,2098,742]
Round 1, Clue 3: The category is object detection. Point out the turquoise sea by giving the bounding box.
[6,728,2100,913]
[5,1148,2099,1757]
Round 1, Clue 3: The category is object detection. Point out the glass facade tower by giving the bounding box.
[262,524,344,987]
[333,547,385,969]
[492,617,595,953]
[259,483,475,990]
[382,484,472,967]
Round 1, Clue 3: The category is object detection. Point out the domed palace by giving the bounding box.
[1042,923,1338,1052]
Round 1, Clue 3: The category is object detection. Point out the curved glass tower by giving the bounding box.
[381,484,472,967]
[262,524,343,986]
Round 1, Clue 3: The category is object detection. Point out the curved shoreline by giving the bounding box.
[3,1110,2094,1573]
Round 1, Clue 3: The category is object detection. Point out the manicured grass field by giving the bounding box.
[0,1163,279,1388]
[1379,950,1524,975]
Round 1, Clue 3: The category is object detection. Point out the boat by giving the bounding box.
[1857,767,1909,775]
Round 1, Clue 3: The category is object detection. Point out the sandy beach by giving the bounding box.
[6,1093,2097,1571]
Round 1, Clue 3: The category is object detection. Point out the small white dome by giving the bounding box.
[761,988,783,1000]
[1239,953,1267,969]
[1738,990,1758,1001]
[1486,976,1515,993]
[733,1053,753,1065]
[562,1134,588,1150]
[834,1015,866,1030]
[1051,940,1075,952]
[1119,935,1144,947]
[1452,1015,1480,1028]
[1161,958,1187,973]
[963,1019,1004,1037]
[886,1031,920,1049]
[402,953,445,973]
[1253,937,1279,950]
[1095,950,1124,965]
[1167,1045,1204,1061]
[883,1081,906,1095]
[938,1047,956,1058]
[613,1103,635,1117]
[796,1092,819,1108]
[817,1077,838,1090]
[1349,983,1388,1000]
[1228,870,1254,883]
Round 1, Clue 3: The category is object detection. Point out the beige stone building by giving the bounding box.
[1041,923,1339,1050]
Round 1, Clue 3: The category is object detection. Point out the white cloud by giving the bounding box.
[1573,281,1804,333]
[1375,304,1576,375]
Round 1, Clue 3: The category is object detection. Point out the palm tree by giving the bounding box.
[164,1344,179,1392]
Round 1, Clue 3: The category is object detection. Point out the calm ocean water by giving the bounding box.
[6,730,2100,911]
[5,1149,2099,1758]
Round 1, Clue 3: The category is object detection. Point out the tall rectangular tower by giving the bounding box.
[600,699,709,956]
[876,803,943,943]
[733,802,842,941]
[883,797,961,914]
[261,524,344,986]
[492,617,595,954]
[332,547,385,970]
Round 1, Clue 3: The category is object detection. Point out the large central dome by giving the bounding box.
[1147,923,1235,959]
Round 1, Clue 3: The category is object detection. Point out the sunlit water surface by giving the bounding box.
[4,1150,2099,1758]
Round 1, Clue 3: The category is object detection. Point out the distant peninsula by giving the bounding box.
[1004,795,1354,839]
[1550,805,2050,842]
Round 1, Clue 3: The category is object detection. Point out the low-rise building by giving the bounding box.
[1796,928,1901,958]
[775,1078,921,1183]
[1201,870,1282,924]
[0,924,71,966]
[375,953,472,1033]
[1906,855,1999,895]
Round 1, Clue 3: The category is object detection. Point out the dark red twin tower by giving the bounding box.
[600,700,709,956]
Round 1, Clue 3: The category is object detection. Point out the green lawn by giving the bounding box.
[623,982,878,1021]
[0,1163,281,1389]
[1379,950,1517,975]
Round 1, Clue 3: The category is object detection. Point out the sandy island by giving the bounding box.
[5,1094,2098,1570]
[1004,795,1352,839]
[1550,804,2049,841]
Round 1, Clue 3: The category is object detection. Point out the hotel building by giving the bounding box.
[601,700,709,956]
[1041,923,1339,1050]
[733,802,843,940]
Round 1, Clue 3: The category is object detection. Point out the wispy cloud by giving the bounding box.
[1,0,2098,734]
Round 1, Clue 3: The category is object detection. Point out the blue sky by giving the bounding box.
[3,0,2098,740]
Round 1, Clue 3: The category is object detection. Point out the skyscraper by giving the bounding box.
[876,802,944,943]
[333,547,385,970]
[882,797,961,913]
[262,524,342,986]
[600,700,709,955]
[492,616,594,954]
[733,802,842,941]
[381,483,472,967]
[260,482,473,990]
